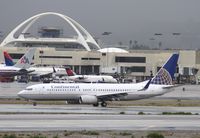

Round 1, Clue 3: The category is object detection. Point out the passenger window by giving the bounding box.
[25,88,33,91]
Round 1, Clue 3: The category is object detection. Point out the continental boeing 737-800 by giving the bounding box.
[18,53,179,107]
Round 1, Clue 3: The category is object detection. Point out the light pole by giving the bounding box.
[172,33,181,48]
[149,38,155,49]
[154,33,163,49]
[101,32,112,68]
[0,31,3,44]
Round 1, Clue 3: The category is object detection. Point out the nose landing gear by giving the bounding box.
[33,102,37,106]
[93,101,107,107]
[101,102,107,107]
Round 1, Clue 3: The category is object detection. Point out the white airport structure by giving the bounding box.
[0,12,100,51]
[0,12,200,83]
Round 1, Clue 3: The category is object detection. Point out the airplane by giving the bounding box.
[18,53,179,107]
[4,51,66,79]
[28,66,66,79]
[0,48,35,78]
[65,67,118,83]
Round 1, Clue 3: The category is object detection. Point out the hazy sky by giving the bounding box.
[1,0,200,49]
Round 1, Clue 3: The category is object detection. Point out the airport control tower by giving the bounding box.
[38,27,63,38]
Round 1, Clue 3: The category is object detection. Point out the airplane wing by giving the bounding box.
[78,76,85,80]
[31,67,56,78]
[32,72,53,78]
[16,69,35,75]
[96,92,128,101]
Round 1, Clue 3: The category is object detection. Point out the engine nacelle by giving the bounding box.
[79,95,98,104]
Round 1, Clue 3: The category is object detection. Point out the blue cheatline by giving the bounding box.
[151,53,179,85]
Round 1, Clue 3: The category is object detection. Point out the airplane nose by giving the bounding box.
[17,90,26,98]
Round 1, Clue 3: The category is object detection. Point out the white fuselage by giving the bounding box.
[28,67,66,76]
[0,66,23,77]
[18,82,173,101]
[68,75,117,83]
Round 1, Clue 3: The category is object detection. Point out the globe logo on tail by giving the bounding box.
[151,68,172,85]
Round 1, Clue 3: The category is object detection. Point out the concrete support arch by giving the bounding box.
[0,12,100,51]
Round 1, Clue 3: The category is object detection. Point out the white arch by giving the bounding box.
[0,12,100,51]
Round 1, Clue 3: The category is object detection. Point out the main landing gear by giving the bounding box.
[33,102,37,106]
[93,101,107,107]
[101,102,107,107]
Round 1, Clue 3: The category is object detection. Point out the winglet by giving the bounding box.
[138,79,151,91]
[3,51,14,66]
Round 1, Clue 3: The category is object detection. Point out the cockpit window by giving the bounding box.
[25,88,33,91]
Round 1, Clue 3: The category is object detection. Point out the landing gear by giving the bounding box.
[93,103,99,107]
[92,102,107,107]
[101,102,107,107]
[33,102,37,106]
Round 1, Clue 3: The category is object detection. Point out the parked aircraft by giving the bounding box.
[28,66,66,79]
[18,53,179,107]
[0,48,35,78]
[4,51,66,79]
[65,68,117,83]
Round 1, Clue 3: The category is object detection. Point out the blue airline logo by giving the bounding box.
[151,68,172,85]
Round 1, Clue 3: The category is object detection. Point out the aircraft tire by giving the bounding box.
[93,103,99,107]
[101,102,107,107]
[33,102,37,106]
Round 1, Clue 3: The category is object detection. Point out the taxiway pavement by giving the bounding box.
[0,104,200,115]
[0,114,200,131]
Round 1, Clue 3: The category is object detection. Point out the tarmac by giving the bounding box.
[0,82,200,131]
[0,114,200,131]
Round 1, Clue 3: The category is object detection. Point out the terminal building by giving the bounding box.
[0,12,200,83]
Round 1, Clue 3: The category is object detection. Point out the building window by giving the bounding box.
[39,56,72,59]
[102,53,106,56]
[125,66,146,73]
[115,56,146,63]
[81,58,100,60]
[9,53,24,59]
[183,67,189,75]
[81,66,92,75]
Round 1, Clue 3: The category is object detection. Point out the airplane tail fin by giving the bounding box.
[3,51,14,66]
[53,67,56,73]
[14,48,36,69]
[65,67,76,76]
[151,53,179,85]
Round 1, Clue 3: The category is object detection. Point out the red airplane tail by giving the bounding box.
[65,68,75,76]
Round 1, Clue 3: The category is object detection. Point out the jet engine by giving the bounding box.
[79,95,98,104]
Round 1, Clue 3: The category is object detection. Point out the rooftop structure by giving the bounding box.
[38,27,63,38]
[98,48,129,53]
[0,12,100,51]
